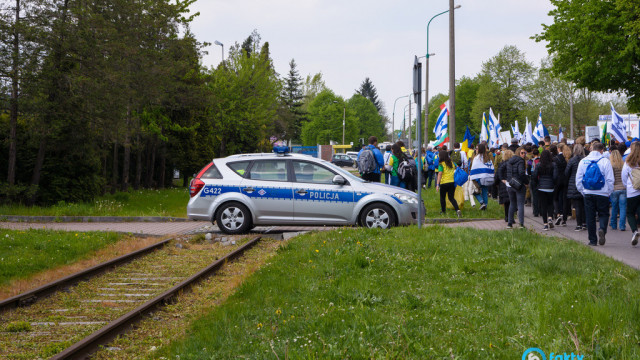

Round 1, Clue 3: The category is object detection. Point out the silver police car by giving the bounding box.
[187,148,422,234]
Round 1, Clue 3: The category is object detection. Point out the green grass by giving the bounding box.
[0,188,189,218]
[0,229,122,286]
[157,227,640,359]
[420,186,503,219]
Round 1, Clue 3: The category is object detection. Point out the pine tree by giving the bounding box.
[356,77,382,113]
[282,59,306,142]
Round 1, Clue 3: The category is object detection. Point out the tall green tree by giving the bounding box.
[281,59,307,143]
[301,90,356,146]
[348,94,385,144]
[534,0,640,110]
[471,45,535,131]
[356,77,382,113]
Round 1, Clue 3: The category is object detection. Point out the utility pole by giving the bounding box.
[408,97,412,150]
[448,0,456,149]
[569,85,574,139]
[413,56,423,228]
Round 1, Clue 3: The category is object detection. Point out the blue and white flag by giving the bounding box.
[523,118,537,146]
[609,103,627,143]
[533,111,545,143]
[434,100,449,140]
[511,120,521,144]
[558,127,564,142]
[488,107,501,148]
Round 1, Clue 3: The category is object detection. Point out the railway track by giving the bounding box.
[0,235,262,360]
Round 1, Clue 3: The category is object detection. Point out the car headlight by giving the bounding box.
[394,193,418,204]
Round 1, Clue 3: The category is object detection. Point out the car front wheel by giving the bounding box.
[216,202,252,234]
[360,203,396,229]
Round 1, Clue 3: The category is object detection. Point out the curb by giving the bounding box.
[0,216,190,223]
[424,218,497,224]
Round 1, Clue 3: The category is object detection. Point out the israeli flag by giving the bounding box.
[511,120,521,143]
[533,112,545,142]
[488,108,501,148]
[559,127,564,142]
[434,100,449,140]
[610,103,627,143]
[524,118,537,146]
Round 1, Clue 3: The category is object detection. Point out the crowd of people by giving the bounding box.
[357,134,640,247]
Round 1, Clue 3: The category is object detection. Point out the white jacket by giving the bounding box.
[576,151,614,197]
[621,163,640,199]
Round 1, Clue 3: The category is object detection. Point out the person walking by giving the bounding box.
[506,147,528,229]
[528,148,541,217]
[496,150,513,223]
[425,146,436,188]
[565,144,586,231]
[383,145,392,184]
[609,150,627,231]
[552,144,568,226]
[622,142,640,245]
[576,142,615,246]
[357,136,385,182]
[388,143,405,189]
[532,150,557,230]
[470,143,495,210]
[436,150,461,218]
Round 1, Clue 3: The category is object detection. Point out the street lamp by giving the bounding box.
[392,95,410,142]
[424,4,460,149]
[333,101,346,145]
[214,40,224,63]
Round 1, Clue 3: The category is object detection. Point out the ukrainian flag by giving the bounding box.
[461,126,474,153]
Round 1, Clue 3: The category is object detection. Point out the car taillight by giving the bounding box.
[189,178,205,197]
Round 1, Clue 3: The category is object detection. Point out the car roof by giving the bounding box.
[214,152,319,164]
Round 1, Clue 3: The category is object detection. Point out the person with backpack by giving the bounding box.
[470,143,495,210]
[609,150,627,231]
[357,136,385,182]
[436,150,461,218]
[425,146,436,188]
[388,143,406,189]
[622,142,640,245]
[528,148,541,217]
[496,150,513,223]
[451,142,468,170]
[576,142,615,246]
[551,144,569,226]
[506,147,528,229]
[383,145,392,184]
[565,144,586,231]
[395,140,418,191]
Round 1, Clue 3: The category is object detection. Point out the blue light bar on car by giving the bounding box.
[273,145,289,156]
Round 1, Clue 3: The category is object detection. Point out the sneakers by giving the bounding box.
[480,203,487,211]
[457,210,462,218]
[519,224,526,230]
[574,226,582,232]
[548,218,554,229]
[598,229,606,246]
[543,224,549,231]
[554,217,562,226]
[561,221,567,227]
[506,224,513,229]
[632,231,640,246]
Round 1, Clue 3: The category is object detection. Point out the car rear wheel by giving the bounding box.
[216,202,252,234]
[360,203,396,229]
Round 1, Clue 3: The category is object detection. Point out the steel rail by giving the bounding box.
[50,235,262,360]
[0,238,172,313]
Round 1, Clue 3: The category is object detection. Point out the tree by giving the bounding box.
[301,90,357,146]
[471,45,535,131]
[302,72,327,111]
[356,77,382,113]
[348,94,385,144]
[534,0,640,110]
[281,59,307,142]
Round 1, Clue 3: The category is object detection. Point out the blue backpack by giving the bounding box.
[582,158,605,190]
[454,166,469,187]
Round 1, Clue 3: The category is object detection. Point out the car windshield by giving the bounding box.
[318,159,364,183]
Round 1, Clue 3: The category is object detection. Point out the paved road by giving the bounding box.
[442,202,640,270]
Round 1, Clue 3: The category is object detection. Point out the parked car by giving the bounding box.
[187,148,422,234]
[346,151,359,162]
[331,154,355,167]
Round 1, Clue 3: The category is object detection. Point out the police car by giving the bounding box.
[187,147,422,234]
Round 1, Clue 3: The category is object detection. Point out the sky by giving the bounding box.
[187,0,555,131]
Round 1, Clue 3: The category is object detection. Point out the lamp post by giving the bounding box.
[214,40,224,63]
[333,101,346,145]
[424,5,460,149]
[392,94,410,143]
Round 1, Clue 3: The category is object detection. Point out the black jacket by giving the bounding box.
[532,161,557,191]
[554,154,568,187]
[496,161,510,204]
[565,155,584,199]
[506,156,527,188]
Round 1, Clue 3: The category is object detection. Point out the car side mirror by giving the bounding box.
[332,175,347,185]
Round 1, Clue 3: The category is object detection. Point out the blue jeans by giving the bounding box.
[390,175,406,189]
[474,185,489,206]
[584,194,610,245]
[610,190,627,230]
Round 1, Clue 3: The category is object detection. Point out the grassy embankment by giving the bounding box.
[157,226,640,359]
[0,229,123,287]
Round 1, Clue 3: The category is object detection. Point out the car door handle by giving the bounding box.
[297,189,308,195]
[243,187,254,193]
